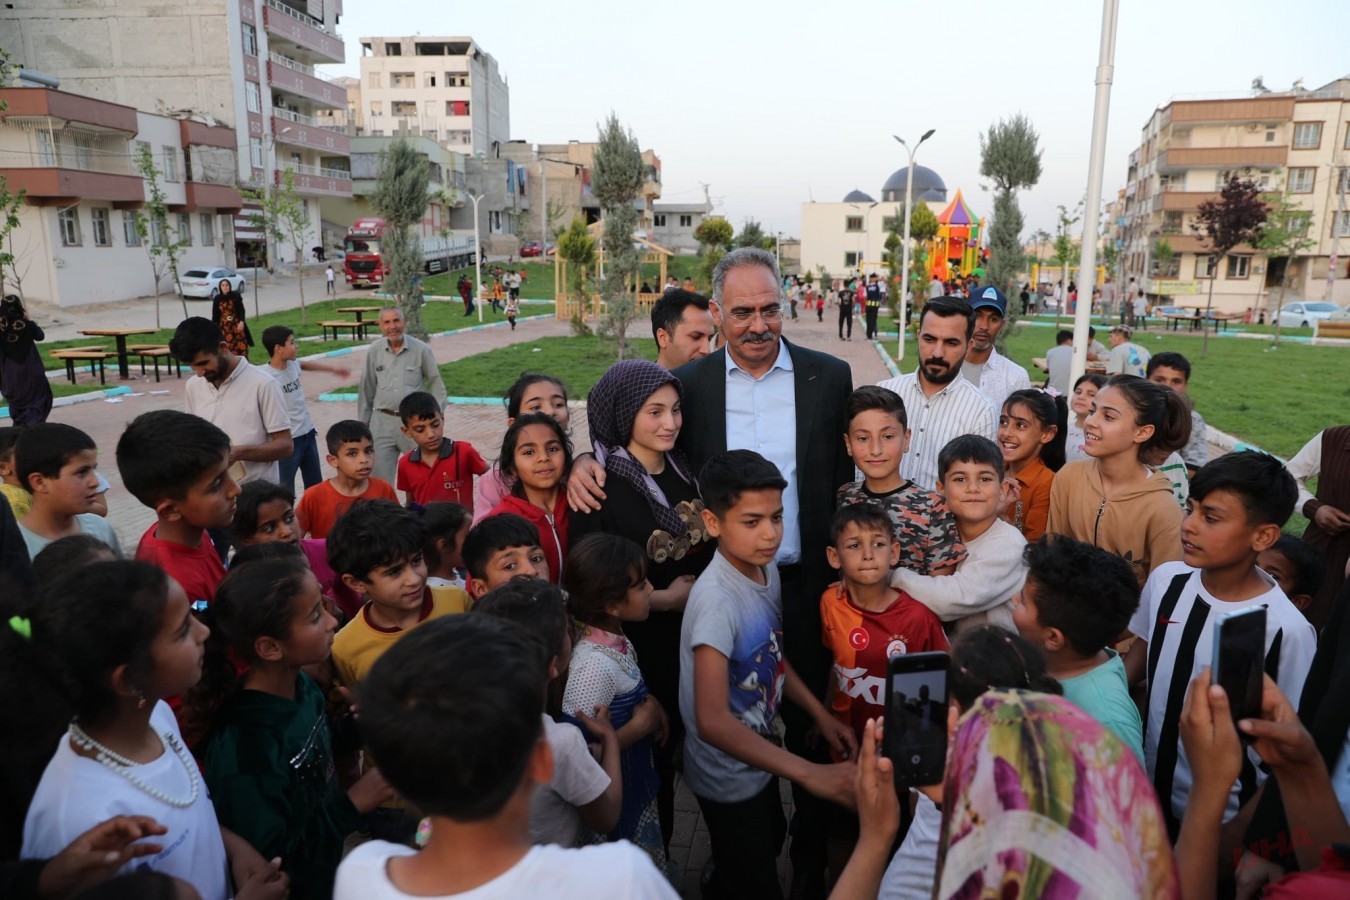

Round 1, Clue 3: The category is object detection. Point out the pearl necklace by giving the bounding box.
[68,721,200,809]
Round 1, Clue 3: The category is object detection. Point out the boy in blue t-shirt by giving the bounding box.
[679,450,856,898]
[1012,534,1144,759]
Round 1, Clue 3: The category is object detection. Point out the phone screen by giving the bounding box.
[883,653,948,788]
[1213,606,1266,729]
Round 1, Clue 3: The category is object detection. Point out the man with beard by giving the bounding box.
[961,285,1030,409]
[877,297,997,491]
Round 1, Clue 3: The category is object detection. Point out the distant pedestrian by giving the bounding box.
[458,274,474,316]
[0,293,53,425]
[212,278,252,357]
[864,273,883,339]
[838,279,855,340]
[504,295,519,331]
[357,307,447,483]
[326,264,336,295]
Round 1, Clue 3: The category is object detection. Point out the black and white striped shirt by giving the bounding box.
[878,372,997,492]
[1129,561,1316,831]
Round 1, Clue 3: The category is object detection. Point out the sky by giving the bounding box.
[324,0,1349,239]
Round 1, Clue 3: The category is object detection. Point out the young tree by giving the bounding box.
[133,144,190,327]
[1051,201,1083,329]
[370,140,431,339]
[591,113,645,359]
[1191,175,1268,356]
[693,217,733,254]
[980,114,1043,339]
[556,215,596,333]
[733,219,768,250]
[240,179,284,320]
[0,49,25,298]
[272,170,311,327]
[1255,193,1315,345]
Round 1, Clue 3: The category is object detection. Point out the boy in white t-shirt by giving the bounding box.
[471,579,623,847]
[1124,451,1316,837]
[334,615,676,900]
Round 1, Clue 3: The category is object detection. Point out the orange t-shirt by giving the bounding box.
[819,582,949,743]
[296,477,399,538]
[1002,456,1055,542]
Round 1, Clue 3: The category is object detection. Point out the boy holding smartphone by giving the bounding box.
[1123,451,1316,836]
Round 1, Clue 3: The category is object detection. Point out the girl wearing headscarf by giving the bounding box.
[211,278,251,357]
[935,689,1180,900]
[571,358,713,850]
[0,295,53,426]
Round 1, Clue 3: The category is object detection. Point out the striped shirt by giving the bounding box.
[1129,561,1316,832]
[878,372,997,492]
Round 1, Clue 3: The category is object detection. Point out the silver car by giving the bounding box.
[1277,301,1342,329]
[180,267,246,300]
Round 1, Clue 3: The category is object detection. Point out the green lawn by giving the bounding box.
[421,255,710,300]
[435,336,658,399]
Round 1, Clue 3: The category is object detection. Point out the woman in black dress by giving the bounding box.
[0,294,53,425]
[570,359,713,850]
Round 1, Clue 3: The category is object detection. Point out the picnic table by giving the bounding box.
[1032,356,1107,376]
[78,328,159,380]
[1160,309,1244,333]
[337,306,382,323]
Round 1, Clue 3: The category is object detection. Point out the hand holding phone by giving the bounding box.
[883,651,949,789]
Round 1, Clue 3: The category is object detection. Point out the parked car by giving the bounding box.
[180,267,246,300]
[1278,301,1342,329]
[520,241,543,258]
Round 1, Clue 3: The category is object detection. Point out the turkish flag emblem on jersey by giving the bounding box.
[848,627,869,651]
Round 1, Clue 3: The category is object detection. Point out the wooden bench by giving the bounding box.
[1317,319,1350,340]
[319,320,371,341]
[128,345,181,382]
[50,350,114,385]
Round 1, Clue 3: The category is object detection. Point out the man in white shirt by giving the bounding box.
[326,264,336,295]
[929,275,944,299]
[961,285,1031,410]
[878,296,997,491]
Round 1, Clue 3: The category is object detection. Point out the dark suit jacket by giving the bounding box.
[673,339,854,679]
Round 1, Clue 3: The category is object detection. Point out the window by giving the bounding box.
[1289,167,1316,193]
[845,216,863,232]
[445,72,468,87]
[151,217,168,247]
[249,137,264,169]
[1290,211,1312,237]
[392,101,416,117]
[1292,122,1322,149]
[1196,254,1217,279]
[58,208,81,246]
[162,146,178,182]
[369,101,383,117]
[177,213,192,246]
[90,208,111,247]
[1339,168,1350,194]
[844,251,859,267]
[653,214,666,227]
[200,213,214,245]
[1226,255,1250,279]
[1345,123,1350,150]
[386,42,402,56]
[123,210,141,246]
[679,214,693,228]
[241,23,257,56]
[368,73,382,89]
[1266,129,1276,143]
[35,130,55,165]
[424,72,436,88]
[1334,212,1350,238]
[245,81,261,114]
[391,72,415,88]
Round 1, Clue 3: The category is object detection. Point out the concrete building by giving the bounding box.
[317,133,467,244]
[652,200,713,254]
[0,87,242,307]
[355,36,509,156]
[800,166,948,280]
[0,0,354,269]
[1120,77,1350,314]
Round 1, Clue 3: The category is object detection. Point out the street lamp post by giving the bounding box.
[468,191,485,323]
[894,129,936,361]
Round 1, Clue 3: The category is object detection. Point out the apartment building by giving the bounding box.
[0,0,354,268]
[1121,77,1350,313]
[652,200,714,254]
[356,36,509,155]
[0,87,242,307]
[318,133,466,241]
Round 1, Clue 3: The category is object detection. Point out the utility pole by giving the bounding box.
[468,191,485,323]
[893,129,936,361]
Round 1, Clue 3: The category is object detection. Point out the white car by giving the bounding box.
[1278,301,1342,329]
[180,267,246,300]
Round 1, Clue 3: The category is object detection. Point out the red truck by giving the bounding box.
[342,217,477,288]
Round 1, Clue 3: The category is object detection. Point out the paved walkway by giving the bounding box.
[53,308,892,898]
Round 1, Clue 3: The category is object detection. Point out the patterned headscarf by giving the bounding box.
[937,690,1179,900]
[587,360,697,537]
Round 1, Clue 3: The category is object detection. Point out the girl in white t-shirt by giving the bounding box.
[18,560,286,900]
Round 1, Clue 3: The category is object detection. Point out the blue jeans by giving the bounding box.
[278,429,322,493]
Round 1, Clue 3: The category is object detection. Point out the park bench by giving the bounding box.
[1317,319,1350,340]
[319,320,371,341]
[50,349,114,385]
[127,344,182,382]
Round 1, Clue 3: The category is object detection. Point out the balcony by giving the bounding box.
[185,181,244,213]
[272,112,351,154]
[1152,189,1221,212]
[276,164,351,197]
[267,53,347,109]
[1157,146,1287,171]
[261,0,343,64]
[0,87,138,134]
[1168,96,1294,125]
[0,151,143,207]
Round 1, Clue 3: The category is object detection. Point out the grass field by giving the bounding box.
[422,254,710,300]
[434,335,659,399]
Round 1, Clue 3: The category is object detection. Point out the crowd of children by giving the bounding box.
[0,333,1347,900]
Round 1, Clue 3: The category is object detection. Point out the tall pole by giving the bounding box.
[1071,0,1120,384]
[895,129,935,361]
[469,192,485,323]
[539,158,547,249]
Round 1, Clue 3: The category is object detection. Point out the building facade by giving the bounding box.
[317,133,467,244]
[1121,78,1350,313]
[0,0,355,269]
[0,87,242,307]
[652,200,713,254]
[355,36,509,156]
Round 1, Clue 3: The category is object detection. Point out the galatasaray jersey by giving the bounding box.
[819,582,948,742]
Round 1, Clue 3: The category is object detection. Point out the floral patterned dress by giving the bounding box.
[213,292,250,357]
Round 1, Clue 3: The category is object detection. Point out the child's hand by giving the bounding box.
[1239,674,1319,773]
[817,714,858,762]
[803,761,858,809]
[654,574,697,612]
[337,684,360,719]
[234,857,290,900]
[853,719,899,845]
[1179,668,1242,799]
[347,766,395,813]
[996,475,1021,518]
[650,698,670,746]
[36,815,167,898]
[577,704,618,743]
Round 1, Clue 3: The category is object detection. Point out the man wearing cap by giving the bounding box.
[864,273,884,339]
[962,285,1031,409]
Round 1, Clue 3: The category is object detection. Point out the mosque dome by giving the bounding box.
[842,188,875,203]
[881,165,947,203]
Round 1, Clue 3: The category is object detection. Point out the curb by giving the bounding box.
[1,384,133,421]
[871,340,902,378]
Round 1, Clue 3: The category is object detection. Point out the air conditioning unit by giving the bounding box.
[1246,122,1260,132]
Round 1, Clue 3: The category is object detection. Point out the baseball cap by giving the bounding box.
[971,285,1007,315]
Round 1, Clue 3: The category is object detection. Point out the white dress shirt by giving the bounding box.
[964,347,1031,411]
[725,344,800,564]
[1286,430,1325,515]
[878,371,997,492]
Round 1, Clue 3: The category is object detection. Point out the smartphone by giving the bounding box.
[883,651,949,789]
[1211,606,1267,730]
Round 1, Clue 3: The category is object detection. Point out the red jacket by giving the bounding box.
[488,493,570,584]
